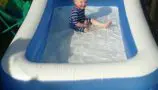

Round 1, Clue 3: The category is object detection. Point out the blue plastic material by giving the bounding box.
[1,0,158,89]
[25,0,137,61]
[0,64,158,90]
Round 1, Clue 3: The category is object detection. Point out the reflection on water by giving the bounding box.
[42,6,127,63]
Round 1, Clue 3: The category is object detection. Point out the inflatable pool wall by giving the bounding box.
[26,0,137,61]
[1,0,158,90]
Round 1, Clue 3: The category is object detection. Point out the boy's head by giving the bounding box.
[74,0,87,9]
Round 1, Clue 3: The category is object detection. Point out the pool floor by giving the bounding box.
[42,6,127,63]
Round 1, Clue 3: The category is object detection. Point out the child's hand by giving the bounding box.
[84,20,88,28]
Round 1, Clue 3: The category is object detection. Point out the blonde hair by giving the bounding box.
[73,0,86,3]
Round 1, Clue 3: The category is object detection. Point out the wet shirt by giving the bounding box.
[70,7,86,27]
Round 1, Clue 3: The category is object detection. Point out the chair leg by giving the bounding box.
[0,15,9,27]
[2,23,19,34]
[11,31,15,36]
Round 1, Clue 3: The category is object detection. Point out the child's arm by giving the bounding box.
[71,12,87,28]
[75,22,87,28]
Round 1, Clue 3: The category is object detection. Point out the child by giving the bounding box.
[70,0,112,32]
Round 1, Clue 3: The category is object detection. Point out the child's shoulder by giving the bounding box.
[72,6,78,10]
[72,6,79,13]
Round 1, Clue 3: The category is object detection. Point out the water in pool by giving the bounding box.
[42,6,127,63]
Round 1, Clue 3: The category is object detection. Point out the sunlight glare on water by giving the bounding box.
[42,6,127,63]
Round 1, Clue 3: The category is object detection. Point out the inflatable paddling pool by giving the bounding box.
[1,0,158,90]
